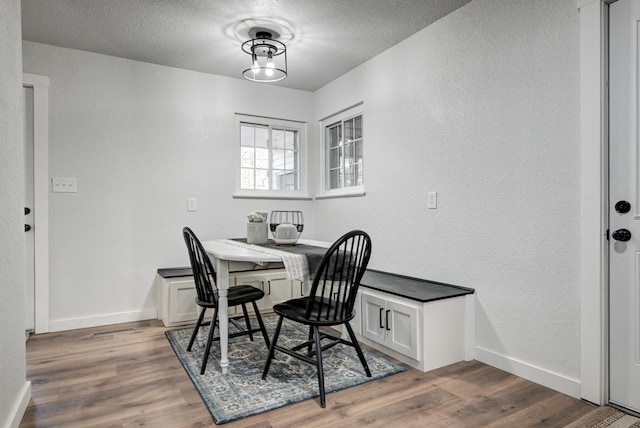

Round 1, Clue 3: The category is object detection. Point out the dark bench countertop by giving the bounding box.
[158,267,474,304]
[360,269,474,303]
[157,267,193,278]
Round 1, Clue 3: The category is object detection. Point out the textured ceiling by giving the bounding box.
[21,0,471,92]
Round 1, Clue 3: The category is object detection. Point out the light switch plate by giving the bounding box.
[428,191,437,209]
[187,198,197,212]
[52,177,77,193]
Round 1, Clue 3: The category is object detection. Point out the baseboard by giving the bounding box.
[4,381,31,428]
[48,308,158,332]
[475,346,581,398]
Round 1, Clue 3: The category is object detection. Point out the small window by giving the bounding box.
[235,114,308,199]
[319,104,365,198]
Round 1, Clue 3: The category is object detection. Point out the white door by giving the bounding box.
[386,299,419,360]
[360,291,387,346]
[609,0,640,413]
[23,86,35,332]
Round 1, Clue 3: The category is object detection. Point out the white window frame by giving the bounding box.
[234,113,309,200]
[318,103,365,199]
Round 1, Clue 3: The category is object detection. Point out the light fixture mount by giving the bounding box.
[242,27,288,83]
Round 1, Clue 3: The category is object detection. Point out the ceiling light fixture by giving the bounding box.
[242,28,287,83]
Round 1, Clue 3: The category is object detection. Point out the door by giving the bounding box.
[361,291,387,345]
[386,299,419,360]
[23,86,35,332]
[609,0,640,413]
[263,274,291,308]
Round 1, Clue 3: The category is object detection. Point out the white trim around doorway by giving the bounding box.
[23,72,50,334]
[578,0,609,406]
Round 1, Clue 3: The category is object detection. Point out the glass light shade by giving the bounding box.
[242,32,287,83]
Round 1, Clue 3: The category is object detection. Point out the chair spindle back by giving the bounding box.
[183,227,218,305]
[305,230,372,322]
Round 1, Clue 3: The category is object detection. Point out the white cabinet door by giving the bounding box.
[264,273,292,307]
[233,270,292,312]
[360,290,420,360]
[291,280,306,298]
[386,299,419,360]
[361,291,387,346]
[169,277,199,323]
[233,273,267,312]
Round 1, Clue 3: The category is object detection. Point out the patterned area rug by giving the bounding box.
[564,406,640,428]
[165,315,405,424]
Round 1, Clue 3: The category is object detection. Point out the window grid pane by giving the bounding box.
[325,114,362,190]
[240,122,299,191]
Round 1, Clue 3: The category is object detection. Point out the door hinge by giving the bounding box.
[606,229,610,241]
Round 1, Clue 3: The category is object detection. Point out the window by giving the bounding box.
[319,104,364,198]
[235,114,307,199]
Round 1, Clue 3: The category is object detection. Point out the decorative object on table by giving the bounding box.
[182,227,271,374]
[269,210,303,245]
[246,210,269,244]
[262,230,372,408]
[165,314,404,424]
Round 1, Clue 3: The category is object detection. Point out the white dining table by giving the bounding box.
[200,238,329,374]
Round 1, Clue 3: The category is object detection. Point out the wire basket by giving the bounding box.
[269,211,304,244]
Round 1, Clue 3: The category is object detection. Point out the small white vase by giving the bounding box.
[247,222,268,244]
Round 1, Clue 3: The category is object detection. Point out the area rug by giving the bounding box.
[564,406,640,428]
[165,315,405,424]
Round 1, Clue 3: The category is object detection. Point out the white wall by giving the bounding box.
[313,0,581,395]
[20,0,584,399]
[1,1,31,426]
[22,42,314,331]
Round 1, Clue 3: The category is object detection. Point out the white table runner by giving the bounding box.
[219,239,310,285]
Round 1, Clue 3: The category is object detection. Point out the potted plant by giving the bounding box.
[246,210,268,244]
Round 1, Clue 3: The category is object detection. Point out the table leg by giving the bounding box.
[215,257,230,375]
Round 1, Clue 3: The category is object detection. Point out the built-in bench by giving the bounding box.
[352,269,475,373]
[157,267,476,302]
[156,266,475,373]
[156,265,293,327]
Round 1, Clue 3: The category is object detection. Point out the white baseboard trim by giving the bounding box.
[48,309,158,332]
[475,346,581,398]
[5,381,31,428]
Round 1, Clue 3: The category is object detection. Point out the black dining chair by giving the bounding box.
[261,230,372,408]
[182,227,271,374]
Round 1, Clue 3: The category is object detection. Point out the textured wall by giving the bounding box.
[20,0,582,395]
[0,0,28,425]
[22,43,314,329]
[313,0,581,381]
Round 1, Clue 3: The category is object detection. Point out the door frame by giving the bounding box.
[578,0,617,406]
[23,73,49,334]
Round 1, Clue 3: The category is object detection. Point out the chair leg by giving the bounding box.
[187,306,206,352]
[262,316,284,380]
[200,307,218,375]
[344,322,371,377]
[313,325,327,408]
[240,304,254,341]
[252,301,270,349]
[307,326,314,354]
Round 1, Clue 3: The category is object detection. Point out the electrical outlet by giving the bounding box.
[187,198,197,212]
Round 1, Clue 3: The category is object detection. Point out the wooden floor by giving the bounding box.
[20,320,595,427]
